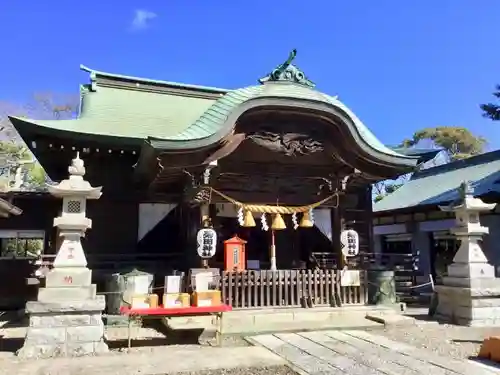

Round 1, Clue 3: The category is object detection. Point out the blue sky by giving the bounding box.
[0,1,499,148]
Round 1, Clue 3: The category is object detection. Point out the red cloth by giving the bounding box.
[120,304,232,316]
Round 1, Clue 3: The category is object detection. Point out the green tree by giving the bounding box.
[0,141,45,190]
[2,238,43,257]
[480,85,500,121]
[373,180,406,202]
[373,126,485,202]
[399,126,486,161]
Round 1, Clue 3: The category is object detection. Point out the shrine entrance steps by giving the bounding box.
[164,305,398,335]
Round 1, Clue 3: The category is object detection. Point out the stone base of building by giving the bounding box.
[17,268,109,359]
[434,280,500,327]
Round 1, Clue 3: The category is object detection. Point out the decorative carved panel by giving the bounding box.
[247,131,324,156]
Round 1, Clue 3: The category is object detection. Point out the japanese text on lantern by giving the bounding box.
[64,276,73,284]
[202,231,214,256]
[196,228,217,258]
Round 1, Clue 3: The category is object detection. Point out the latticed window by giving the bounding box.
[67,200,81,213]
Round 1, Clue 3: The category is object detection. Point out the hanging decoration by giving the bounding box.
[271,213,287,230]
[261,214,269,231]
[292,213,299,230]
[209,188,338,230]
[237,207,244,226]
[242,210,256,227]
[299,208,314,228]
[196,228,217,258]
[340,229,359,257]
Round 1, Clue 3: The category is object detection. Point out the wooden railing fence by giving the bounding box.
[220,269,368,309]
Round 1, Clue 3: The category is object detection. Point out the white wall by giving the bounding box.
[137,203,177,242]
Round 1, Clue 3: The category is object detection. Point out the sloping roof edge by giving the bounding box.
[147,84,422,168]
[0,197,22,216]
[411,150,500,181]
[374,150,500,213]
[80,65,229,95]
[8,116,145,148]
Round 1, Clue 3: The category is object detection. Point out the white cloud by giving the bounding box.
[131,9,157,31]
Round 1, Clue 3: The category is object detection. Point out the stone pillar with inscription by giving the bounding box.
[17,153,109,358]
[434,181,500,326]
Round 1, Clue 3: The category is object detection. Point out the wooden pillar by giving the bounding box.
[330,205,342,257]
[182,203,200,270]
[365,185,374,254]
[331,192,347,269]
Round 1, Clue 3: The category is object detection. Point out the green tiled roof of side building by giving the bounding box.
[374,150,500,212]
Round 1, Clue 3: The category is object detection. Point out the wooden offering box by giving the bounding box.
[192,290,222,307]
[224,236,247,272]
[131,293,159,308]
[163,293,190,308]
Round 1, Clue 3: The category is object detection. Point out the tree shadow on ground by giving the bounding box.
[0,336,24,353]
[0,310,28,328]
[468,356,500,369]
[0,310,27,353]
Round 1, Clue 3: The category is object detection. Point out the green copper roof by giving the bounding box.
[10,85,219,145]
[149,83,404,158]
[80,64,229,94]
[374,150,500,212]
[9,51,421,167]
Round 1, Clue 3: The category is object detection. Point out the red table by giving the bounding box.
[120,305,233,348]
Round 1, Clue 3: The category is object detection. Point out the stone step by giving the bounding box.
[365,311,425,327]
[165,306,386,334]
[37,285,97,302]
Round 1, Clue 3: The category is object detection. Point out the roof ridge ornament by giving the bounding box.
[259,49,315,88]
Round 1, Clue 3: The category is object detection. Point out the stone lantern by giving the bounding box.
[434,181,500,326]
[18,153,109,358]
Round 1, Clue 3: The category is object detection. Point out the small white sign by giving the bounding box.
[341,229,359,257]
[340,270,361,286]
[196,228,217,258]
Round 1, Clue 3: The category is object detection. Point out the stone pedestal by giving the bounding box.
[435,265,500,326]
[17,268,109,358]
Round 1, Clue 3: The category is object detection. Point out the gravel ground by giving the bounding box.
[368,321,500,360]
[171,365,299,375]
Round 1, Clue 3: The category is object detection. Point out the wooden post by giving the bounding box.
[331,198,345,269]
[270,229,277,271]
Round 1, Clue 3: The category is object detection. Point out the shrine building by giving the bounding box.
[8,51,436,308]
[373,150,500,285]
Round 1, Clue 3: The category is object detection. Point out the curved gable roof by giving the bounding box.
[150,83,401,158]
[9,52,425,169]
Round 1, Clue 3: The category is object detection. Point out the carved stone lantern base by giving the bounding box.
[17,268,109,358]
[434,251,500,326]
[434,280,500,327]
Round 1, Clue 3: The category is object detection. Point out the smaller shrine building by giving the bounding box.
[373,149,500,281]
